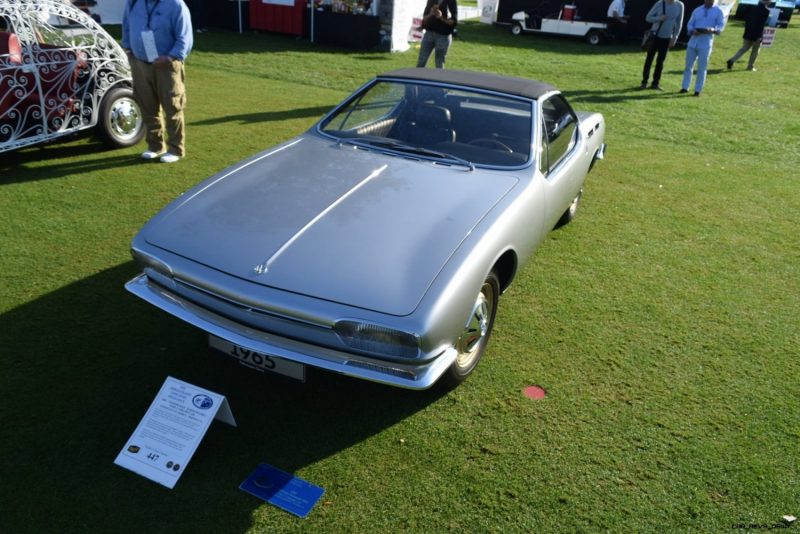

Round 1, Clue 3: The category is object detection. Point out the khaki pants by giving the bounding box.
[131,57,187,157]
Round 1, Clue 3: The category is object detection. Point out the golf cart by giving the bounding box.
[509,5,610,45]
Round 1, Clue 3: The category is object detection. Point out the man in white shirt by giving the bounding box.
[607,0,629,41]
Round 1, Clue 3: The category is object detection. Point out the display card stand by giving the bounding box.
[114,377,236,489]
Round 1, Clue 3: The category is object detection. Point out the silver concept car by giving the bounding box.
[126,68,606,389]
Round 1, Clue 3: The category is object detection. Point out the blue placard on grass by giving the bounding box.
[240,463,324,518]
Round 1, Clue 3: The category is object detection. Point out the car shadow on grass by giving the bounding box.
[565,85,687,105]
[191,105,333,127]
[457,20,645,55]
[0,262,447,532]
[0,140,140,185]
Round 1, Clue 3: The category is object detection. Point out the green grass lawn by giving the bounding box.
[1,20,798,533]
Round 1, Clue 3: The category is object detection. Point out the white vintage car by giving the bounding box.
[0,0,143,152]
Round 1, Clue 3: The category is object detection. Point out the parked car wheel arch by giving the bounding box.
[493,249,518,293]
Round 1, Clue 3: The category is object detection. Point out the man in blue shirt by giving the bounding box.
[680,0,725,96]
[122,0,193,163]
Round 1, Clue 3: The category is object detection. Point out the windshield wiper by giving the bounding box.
[339,137,474,171]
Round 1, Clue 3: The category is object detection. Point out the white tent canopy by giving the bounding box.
[391,0,426,52]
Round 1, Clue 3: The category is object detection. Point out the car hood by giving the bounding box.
[143,135,518,316]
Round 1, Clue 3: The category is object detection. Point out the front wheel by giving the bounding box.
[95,85,144,149]
[440,271,500,388]
[585,30,603,46]
[511,23,523,36]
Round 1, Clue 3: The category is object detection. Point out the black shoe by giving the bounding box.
[679,89,688,94]
[693,91,700,97]
[726,59,733,70]
[639,82,648,89]
[650,85,662,91]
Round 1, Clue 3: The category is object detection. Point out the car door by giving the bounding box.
[25,5,94,138]
[0,10,45,149]
[538,93,584,229]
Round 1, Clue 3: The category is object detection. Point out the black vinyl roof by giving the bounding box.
[379,68,557,100]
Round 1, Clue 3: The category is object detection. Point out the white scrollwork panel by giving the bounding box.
[1,0,131,151]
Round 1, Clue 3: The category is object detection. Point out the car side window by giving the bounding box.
[29,9,97,49]
[539,95,578,175]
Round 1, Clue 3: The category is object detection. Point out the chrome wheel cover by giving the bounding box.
[567,188,583,218]
[456,281,495,369]
[108,96,142,141]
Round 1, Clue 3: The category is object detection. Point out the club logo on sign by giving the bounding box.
[192,394,214,409]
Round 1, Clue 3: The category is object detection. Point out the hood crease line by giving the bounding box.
[257,163,389,274]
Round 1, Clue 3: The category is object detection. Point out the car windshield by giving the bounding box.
[319,80,534,168]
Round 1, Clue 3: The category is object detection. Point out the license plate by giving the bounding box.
[209,335,305,381]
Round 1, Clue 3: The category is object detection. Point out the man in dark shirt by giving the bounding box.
[416,0,458,69]
[726,0,771,71]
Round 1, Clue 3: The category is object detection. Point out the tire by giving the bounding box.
[440,271,500,388]
[555,187,582,228]
[95,85,144,149]
[585,30,603,46]
[511,23,523,36]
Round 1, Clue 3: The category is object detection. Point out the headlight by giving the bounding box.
[131,247,173,277]
[334,320,419,359]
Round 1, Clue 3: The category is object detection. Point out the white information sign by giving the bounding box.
[761,27,776,48]
[114,377,236,489]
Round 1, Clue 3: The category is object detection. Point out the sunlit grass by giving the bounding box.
[1,20,798,532]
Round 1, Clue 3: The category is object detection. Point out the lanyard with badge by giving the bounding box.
[140,0,160,62]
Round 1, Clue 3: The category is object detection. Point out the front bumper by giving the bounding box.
[125,273,457,389]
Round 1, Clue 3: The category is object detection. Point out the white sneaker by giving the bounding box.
[141,150,164,160]
[160,152,181,163]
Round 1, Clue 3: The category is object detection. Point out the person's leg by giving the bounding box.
[694,47,710,93]
[728,39,752,65]
[416,32,435,68]
[642,45,657,86]
[681,46,698,91]
[433,33,452,69]
[131,57,164,153]
[156,59,186,157]
[607,20,625,42]
[746,40,761,70]
[651,38,670,87]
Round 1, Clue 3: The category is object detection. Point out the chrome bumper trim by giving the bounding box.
[125,273,457,389]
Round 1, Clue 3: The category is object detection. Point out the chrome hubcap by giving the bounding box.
[109,97,141,140]
[568,189,582,217]
[456,283,493,368]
